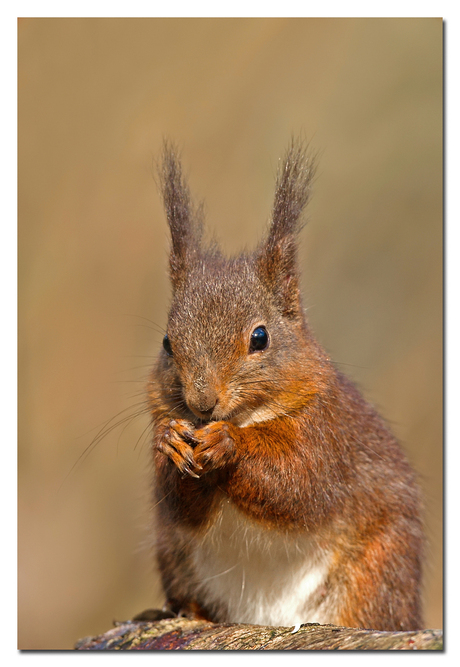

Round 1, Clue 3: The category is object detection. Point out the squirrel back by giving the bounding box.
[148,140,423,631]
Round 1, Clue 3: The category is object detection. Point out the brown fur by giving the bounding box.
[148,140,423,630]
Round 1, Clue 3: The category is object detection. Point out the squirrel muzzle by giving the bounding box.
[184,367,220,420]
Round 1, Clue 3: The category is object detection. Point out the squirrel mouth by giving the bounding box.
[187,401,238,426]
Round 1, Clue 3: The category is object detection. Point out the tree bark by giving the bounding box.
[75,612,443,650]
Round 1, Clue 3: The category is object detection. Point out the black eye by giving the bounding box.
[249,326,269,353]
[163,334,173,357]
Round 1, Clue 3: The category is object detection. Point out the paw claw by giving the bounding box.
[181,465,200,479]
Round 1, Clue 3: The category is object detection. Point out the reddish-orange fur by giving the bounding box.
[148,140,423,630]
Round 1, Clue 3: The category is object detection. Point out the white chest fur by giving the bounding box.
[187,498,333,626]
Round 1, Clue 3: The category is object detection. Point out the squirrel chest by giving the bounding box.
[181,495,333,626]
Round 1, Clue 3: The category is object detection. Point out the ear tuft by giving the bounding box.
[257,139,316,318]
[159,141,203,290]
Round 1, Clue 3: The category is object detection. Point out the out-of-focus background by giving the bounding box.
[18,18,442,649]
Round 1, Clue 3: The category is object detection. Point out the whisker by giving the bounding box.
[115,364,156,374]
[193,564,239,585]
[124,355,158,359]
[238,567,246,610]
[151,488,174,511]
[57,403,151,491]
[134,419,154,453]
[116,405,150,454]
[112,379,151,384]
[121,313,166,336]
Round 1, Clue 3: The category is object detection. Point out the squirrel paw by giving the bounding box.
[193,421,237,472]
[156,419,201,478]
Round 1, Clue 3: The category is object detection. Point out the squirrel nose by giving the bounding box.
[187,395,219,420]
[187,369,220,419]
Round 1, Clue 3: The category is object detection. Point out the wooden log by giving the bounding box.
[75,611,443,650]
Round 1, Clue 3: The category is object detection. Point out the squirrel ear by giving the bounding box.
[256,140,316,318]
[159,142,203,291]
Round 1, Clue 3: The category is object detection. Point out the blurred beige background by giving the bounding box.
[18,18,442,649]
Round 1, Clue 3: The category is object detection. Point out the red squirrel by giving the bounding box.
[147,140,423,631]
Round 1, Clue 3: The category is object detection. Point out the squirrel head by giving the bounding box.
[157,140,322,425]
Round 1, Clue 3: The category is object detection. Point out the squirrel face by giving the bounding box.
[156,141,322,426]
[161,256,314,424]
